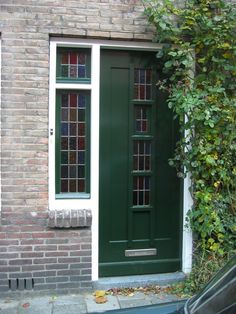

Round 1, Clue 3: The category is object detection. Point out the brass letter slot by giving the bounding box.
[125,248,157,257]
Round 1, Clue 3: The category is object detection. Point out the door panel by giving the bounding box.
[99,50,181,277]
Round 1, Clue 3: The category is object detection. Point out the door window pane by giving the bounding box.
[133,141,151,171]
[134,106,150,133]
[134,68,152,100]
[133,176,151,206]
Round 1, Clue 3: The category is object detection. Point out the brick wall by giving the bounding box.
[0,0,153,294]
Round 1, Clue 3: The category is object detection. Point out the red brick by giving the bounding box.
[0,239,19,246]
[20,239,44,245]
[58,244,80,251]
[45,251,68,257]
[6,232,32,239]
[9,259,32,265]
[58,257,80,264]
[34,245,57,251]
[33,258,57,264]
[8,245,32,252]
[22,265,44,272]
[21,252,44,258]
[32,232,55,238]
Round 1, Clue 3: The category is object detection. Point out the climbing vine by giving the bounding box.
[143,0,236,263]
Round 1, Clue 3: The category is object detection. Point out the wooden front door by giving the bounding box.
[99,49,181,277]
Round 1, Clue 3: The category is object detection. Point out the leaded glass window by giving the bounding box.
[56,90,90,195]
[57,48,91,83]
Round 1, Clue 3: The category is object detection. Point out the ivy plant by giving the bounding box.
[143,0,236,258]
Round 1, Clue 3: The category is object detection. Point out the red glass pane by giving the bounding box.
[78,180,85,192]
[70,53,77,65]
[78,123,85,136]
[70,94,77,107]
[61,180,68,192]
[78,137,85,150]
[140,85,145,100]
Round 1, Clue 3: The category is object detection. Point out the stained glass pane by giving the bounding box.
[134,68,152,100]
[69,180,76,192]
[61,180,68,192]
[57,90,90,194]
[57,48,91,81]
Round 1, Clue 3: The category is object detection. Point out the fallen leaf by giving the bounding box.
[22,303,30,308]
[94,290,106,297]
[128,293,134,297]
[95,296,108,304]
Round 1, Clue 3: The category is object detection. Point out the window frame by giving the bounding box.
[49,40,100,211]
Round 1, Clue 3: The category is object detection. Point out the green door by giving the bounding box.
[99,49,181,277]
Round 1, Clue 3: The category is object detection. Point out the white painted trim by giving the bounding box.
[50,37,163,51]
[48,41,57,207]
[91,44,100,281]
[0,38,1,214]
[182,173,193,274]
[56,83,92,90]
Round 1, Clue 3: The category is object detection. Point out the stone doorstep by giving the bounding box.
[92,272,185,290]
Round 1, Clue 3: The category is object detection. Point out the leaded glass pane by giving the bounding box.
[134,68,152,100]
[58,91,90,194]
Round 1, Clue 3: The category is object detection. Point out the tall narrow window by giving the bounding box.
[56,91,90,196]
[132,67,153,207]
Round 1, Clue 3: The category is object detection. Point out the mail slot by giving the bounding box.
[125,248,157,257]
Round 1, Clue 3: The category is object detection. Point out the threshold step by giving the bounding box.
[93,272,185,290]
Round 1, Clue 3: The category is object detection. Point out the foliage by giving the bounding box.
[143,0,236,262]
[169,247,232,295]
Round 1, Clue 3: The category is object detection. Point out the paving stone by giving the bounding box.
[85,294,120,312]
[18,297,53,314]
[148,293,180,304]
[0,299,19,314]
[0,309,18,314]
[119,298,152,309]
[53,295,86,306]
[53,304,87,314]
